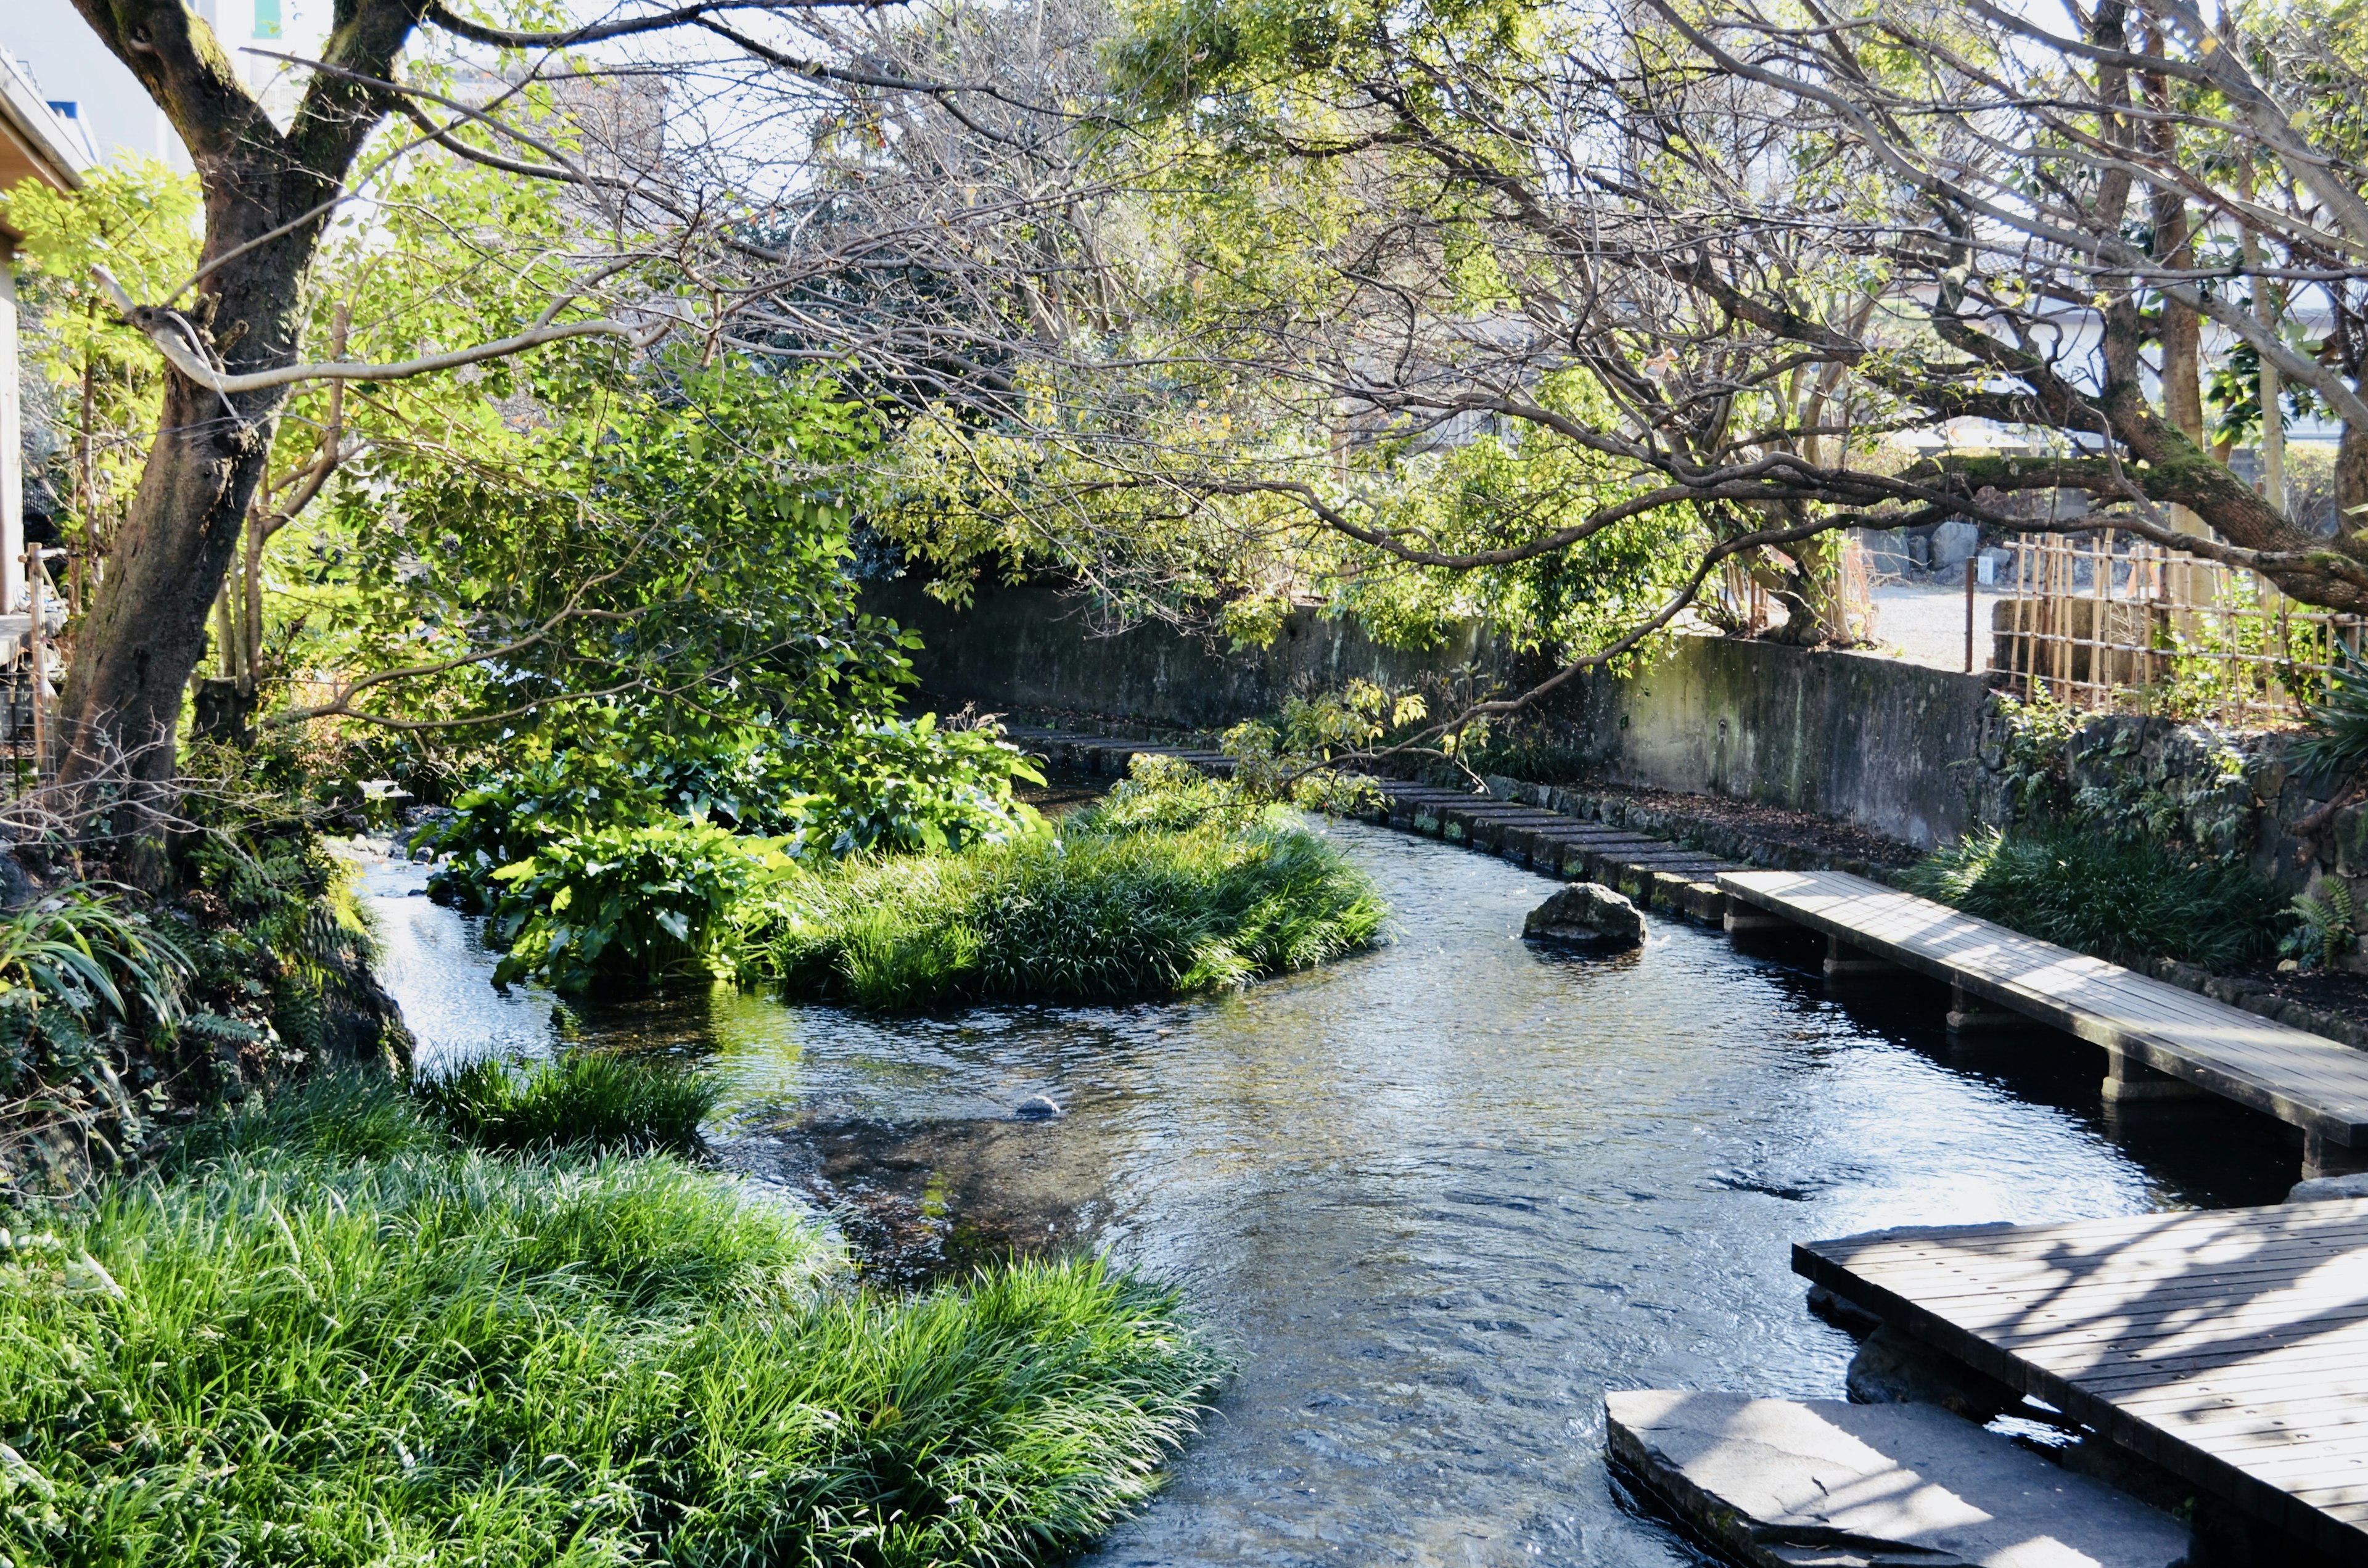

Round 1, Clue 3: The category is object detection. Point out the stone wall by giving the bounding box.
[878,581,2366,897]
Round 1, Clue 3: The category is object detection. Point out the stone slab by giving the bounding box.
[2290,1171,2368,1202]
[1605,1389,2190,1568]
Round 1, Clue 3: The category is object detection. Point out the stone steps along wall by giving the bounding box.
[1021,731,1740,926]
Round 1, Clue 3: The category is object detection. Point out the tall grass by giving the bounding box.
[413,1050,722,1154]
[1901,824,2286,970]
[0,1074,1223,1568]
[762,816,1388,1009]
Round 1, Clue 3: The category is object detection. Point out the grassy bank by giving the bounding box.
[0,1072,1223,1567]
[1900,824,2285,971]
[460,753,1391,1006]
[756,765,1389,1009]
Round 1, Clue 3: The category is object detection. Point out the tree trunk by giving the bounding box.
[58,0,416,860]
[60,369,279,790]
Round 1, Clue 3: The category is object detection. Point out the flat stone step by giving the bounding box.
[1606,1389,2189,1568]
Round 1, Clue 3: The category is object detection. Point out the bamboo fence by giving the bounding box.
[1994,532,2366,721]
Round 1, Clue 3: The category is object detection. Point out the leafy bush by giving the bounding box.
[413,1051,721,1154]
[479,818,799,991]
[0,887,190,1195]
[760,798,1389,1009]
[424,713,1042,921]
[799,712,1050,854]
[0,1075,1221,1568]
[2292,643,2368,782]
[1071,753,1264,835]
[175,829,385,1067]
[1901,824,2286,970]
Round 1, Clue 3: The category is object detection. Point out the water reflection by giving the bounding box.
[357,821,2296,1566]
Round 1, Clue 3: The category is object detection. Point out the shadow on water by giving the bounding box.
[360,821,2305,1566]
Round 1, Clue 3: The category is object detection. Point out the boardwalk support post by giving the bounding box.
[2101,1048,2208,1104]
[2303,1130,2368,1183]
[1946,983,2020,1033]
[1823,935,1906,981]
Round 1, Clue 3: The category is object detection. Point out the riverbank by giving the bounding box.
[0,1067,1223,1568]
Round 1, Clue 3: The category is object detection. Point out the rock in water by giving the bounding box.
[1011,1095,1064,1122]
[1844,1323,2020,1423]
[2288,1171,2368,1202]
[1523,882,1644,949]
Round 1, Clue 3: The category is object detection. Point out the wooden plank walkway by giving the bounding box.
[1720,867,2368,1157]
[1798,1202,2368,1558]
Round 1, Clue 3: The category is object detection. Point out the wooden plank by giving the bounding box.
[1722,868,2368,1142]
[1799,1205,2368,1558]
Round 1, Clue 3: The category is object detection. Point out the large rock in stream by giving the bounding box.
[1606,1389,2191,1568]
[1524,882,1644,949]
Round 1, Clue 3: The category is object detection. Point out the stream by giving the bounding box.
[357,819,2296,1567]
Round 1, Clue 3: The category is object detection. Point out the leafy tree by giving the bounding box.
[4,160,200,613]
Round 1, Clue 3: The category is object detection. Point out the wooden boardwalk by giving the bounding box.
[1722,868,2368,1170]
[1798,1202,2368,1558]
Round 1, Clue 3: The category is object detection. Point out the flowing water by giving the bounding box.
[358,821,2298,1567]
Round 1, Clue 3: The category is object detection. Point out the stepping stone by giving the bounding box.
[1606,1389,2189,1568]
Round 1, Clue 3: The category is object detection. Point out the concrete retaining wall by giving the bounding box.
[870,580,1531,731]
[1542,638,1994,848]
[875,581,1998,849]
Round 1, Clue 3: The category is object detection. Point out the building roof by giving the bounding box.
[0,46,91,243]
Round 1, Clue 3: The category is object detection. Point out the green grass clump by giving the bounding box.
[1901,824,2286,971]
[0,1074,1223,1568]
[763,812,1388,1009]
[413,1049,722,1154]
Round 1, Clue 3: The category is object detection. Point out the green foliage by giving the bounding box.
[1902,824,2286,971]
[2291,644,2368,782]
[807,713,1050,855]
[0,889,191,1196]
[760,767,1389,1008]
[1,160,201,556]
[0,1073,1222,1567]
[413,1051,722,1154]
[2286,880,2358,972]
[481,819,800,993]
[426,715,1042,898]
[1988,690,2084,820]
[175,825,380,1068]
[315,359,900,741]
[1072,753,1265,835]
[424,716,1046,992]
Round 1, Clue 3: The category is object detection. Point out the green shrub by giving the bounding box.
[2292,643,2368,782]
[0,1075,1222,1568]
[1901,824,2286,970]
[761,808,1389,1009]
[1069,753,1265,835]
[0,887,191,1194]
[413,1051,722,1154]
[479,818,799,991]
[425,712,1044,916]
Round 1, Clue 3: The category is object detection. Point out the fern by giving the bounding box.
[2288,880,2358,971]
